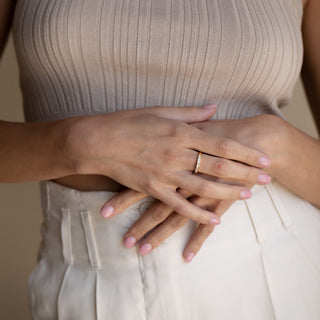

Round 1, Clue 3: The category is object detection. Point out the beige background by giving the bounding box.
[0,35,318,319]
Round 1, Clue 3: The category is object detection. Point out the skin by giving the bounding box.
[0,3,272,225]
[0,0,317,261]
[99,0,320,262]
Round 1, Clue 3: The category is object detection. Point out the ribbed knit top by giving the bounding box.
[12,0,303,122]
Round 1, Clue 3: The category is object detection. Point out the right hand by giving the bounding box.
[69,105,271,225]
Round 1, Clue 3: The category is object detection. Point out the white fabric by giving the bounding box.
[28,180,320,319]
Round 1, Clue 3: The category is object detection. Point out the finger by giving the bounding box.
[134,105,217,123]
[154,187,221,225]
[100,188,148,218]
[178,149,271,186]
[183,200,234,263]
[138,213,189,255]
[123,188,193,248]
[175,171,252,200]
[195,153,271,186]
[187,131,271,169]
[183,224,216,262]
[137,195,221,255]
[123,200,174,248]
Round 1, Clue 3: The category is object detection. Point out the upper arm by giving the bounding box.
[301,0,320,132]
[0,0,17,58]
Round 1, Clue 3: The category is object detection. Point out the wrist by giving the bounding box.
[236,115,290,177]
[256,115,291,177]
[61,114,115,176]
[47,117,83,176]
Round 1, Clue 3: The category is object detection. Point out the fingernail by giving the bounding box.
[185,252,195,263]
[101,204,114,218]
[257,174,271,185]
[209,217,221,225]
[139,243,152,255]
[203,104,217,110]
[240,190,252,200]
[124,236,136,248]
[258,157,271,168]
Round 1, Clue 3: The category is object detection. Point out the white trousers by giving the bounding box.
[28,180,320,320]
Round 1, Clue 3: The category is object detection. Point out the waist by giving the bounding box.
[38,179,294,269]
[53,174,124,192]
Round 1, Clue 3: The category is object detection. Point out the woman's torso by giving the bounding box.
[12,0,303,191]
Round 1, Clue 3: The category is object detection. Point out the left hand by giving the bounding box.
[100,115,279,262]
[102,186,241,262]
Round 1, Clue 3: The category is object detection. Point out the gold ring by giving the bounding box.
[194,151,202,173]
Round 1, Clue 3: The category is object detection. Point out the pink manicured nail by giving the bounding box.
[258,157,271,168]
[209,217,221,225]
[240,190,252,200]
[185,252,195,263]
[139,243,152,255]
[124,236,136,248]
[257,174,271,185]
[203,104,217,109]
[101,204,114,218]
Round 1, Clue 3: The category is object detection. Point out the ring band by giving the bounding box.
[194,151,202,173]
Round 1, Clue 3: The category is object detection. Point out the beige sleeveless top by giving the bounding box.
[12,0,303,122]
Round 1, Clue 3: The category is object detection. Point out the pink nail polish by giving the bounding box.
[240,190,252,200]
[139,243,152,255]
[257,174,271,185]
[101,204,114,218]
[124,236,136,248]
[203,104,217,109]
[258,157,271,168]
[209,217,221,225]
[185,252,195,263]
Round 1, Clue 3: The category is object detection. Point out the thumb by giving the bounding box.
[139,104,217,123]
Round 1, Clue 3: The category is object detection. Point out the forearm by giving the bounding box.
[0,118,79,182]
[267,119,320,207]
[194,115,320,208]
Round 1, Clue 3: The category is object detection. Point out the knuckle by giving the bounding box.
[142,180,160,196]
[168,215,188,229]
[244,168,257,184]
[198,224,215,238]
[244,150,256,165]
[194,181,211,197]
[171,203,185,215]
[211,159,229,177]
[161,147,180,164]
[166,122,186,141]
[113,195,129,210]
[215,138,233,158]
[189,239,204,253]
[150,206,169,222]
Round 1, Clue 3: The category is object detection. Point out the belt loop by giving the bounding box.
[61,208,74,265]
[81,210,101,270]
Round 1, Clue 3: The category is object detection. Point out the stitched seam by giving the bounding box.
[95,271,99,320]
[265,184,291,229]
[261,248,278,320]
[57,265,71,319]
[137,252,149,320]
[244,200,262,245]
